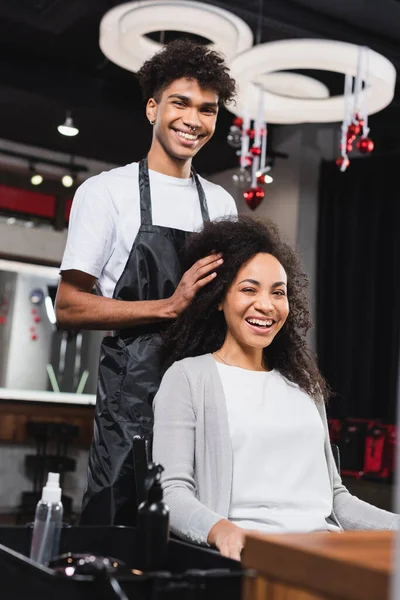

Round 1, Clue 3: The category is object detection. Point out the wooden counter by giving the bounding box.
[242,530,394,600]
[0,399,94,447]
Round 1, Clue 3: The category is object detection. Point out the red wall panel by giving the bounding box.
[0,185,55,218]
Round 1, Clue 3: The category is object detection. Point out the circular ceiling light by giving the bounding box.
[229,39,396,123]
[99,0,253,72]
[254,73,329,100]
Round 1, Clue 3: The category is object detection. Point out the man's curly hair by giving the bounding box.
[162,216,330,402]
[137,38,236,105]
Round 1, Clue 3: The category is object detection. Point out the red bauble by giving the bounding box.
[354,113,365,128]
[0,316,5,325]
[336,156,350,170]
[249,146,261,156]
[257,174,266,184]
[244,187,265,210]
[348,123,361,137]
[240,156,252,168]
[340,142,353,153]
[34,315,41,323]
[233,117,243,127]
[356,137,374,154]
[246,128,255,139]
[31,334,38,341]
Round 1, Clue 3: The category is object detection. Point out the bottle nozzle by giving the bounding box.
[47,473,60,486]
[42,472,62,503]
[144,463,164,502]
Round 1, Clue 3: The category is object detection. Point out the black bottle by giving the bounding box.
[136,463,170,572]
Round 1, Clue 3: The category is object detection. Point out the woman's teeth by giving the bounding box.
[246,318,273,328]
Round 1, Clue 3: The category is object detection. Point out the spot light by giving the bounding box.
[30,164,43,186]
[61,174,74,188]
[31,174,43,186]
[58,111,79,137]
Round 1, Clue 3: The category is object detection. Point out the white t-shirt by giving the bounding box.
[60,162,237,298]
[216,362,339,534]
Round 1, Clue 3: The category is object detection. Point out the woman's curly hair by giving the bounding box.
[137,38,236,105]
[162,216,330,402]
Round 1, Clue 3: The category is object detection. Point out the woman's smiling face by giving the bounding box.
[219,252,289,351]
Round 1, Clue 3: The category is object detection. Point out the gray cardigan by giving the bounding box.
[153,354,399,545]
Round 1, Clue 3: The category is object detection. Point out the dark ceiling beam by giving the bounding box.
[216,0,400,65]
[0,0,102,35]
[0,55,140,113]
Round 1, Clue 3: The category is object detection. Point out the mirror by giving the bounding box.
[0,259,103,401]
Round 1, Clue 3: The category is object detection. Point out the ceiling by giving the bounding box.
[0,0,399,174]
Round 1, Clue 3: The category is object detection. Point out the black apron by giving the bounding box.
[80,158,209,525]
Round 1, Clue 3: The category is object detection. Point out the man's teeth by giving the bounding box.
[176,130,198,140]
[247,318,273,328]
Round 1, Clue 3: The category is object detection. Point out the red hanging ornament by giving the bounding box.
[244,187,265,210]
[233,117,243,127]
[341,142,354,154]
[0,316,5,325]
[354,113,365,127]
[257,174,266,185]
[246,128,255,139]
[356,137,374,154]
[31,333,38,341]
[348,123,361,137]
[249,146,261,156]
[336,156,350,170]
[240,156,252,168]
[34,315,41,323]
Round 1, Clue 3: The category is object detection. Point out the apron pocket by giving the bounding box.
[117,333,162,425]
[97,335,128,419]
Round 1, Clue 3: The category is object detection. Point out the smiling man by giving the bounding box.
[55,39,237,525]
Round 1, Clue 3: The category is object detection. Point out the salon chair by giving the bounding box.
[132,435,341,523]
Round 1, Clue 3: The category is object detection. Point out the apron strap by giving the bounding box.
[192,167,210,223]
[139,157,152,226]
[138,158,210,226]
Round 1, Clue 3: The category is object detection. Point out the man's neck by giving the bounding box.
[147,145,192,179]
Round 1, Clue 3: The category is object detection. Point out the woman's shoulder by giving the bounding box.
[166,353,214,378]
[156,354,216,410]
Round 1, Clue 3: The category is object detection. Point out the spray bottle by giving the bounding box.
[136,463,170,571]
[30,472,64,565]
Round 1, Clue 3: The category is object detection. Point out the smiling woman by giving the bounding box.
[161,215,323,395]
[153,215,400,561]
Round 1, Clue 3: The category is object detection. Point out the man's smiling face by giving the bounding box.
[147,77,219,161]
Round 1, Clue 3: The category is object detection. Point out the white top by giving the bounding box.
[60,162,237,298]
[216,362,339,533]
